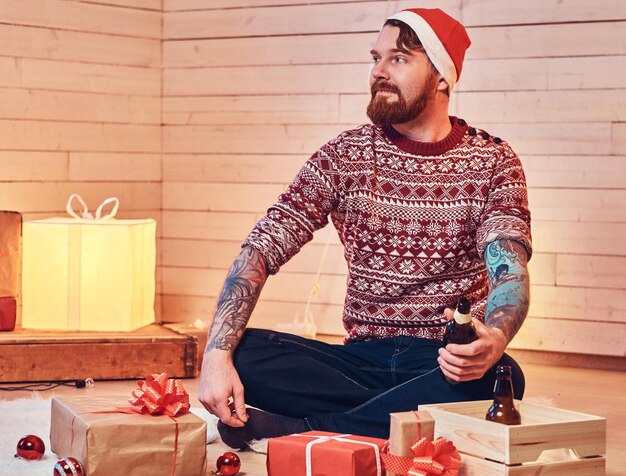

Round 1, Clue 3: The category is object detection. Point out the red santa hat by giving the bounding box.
[387,8,471,91]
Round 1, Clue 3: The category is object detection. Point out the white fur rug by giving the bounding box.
[0,396,219,476]
[0,396,51,476]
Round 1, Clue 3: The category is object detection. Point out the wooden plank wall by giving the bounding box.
[160,0,626,358]
[0,0,163,323]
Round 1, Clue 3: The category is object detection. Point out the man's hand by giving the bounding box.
[198,350,248,427]
[437,308,507,382]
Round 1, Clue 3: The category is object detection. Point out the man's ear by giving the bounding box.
[437,76,450,92]
[436,76,450,96]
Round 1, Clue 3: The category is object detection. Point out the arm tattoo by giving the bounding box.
[206,246,268,352]
[484,239,530,343]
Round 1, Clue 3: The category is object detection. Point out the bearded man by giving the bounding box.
[198,8,532,449]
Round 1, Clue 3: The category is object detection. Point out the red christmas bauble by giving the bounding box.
[53,457,84,476]
[216,451,241,476]
[16,434,45,460]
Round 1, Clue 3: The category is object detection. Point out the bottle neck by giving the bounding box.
[493,375,515,400]
[453,308,472,325]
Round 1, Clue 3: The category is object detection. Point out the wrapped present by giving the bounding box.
[267,430,386,476]
[22,195,156,331]
[50,374,207,476]
[0,296,16,331]
[388,411,435,458]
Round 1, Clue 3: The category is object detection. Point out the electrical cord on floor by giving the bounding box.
[0,378,95,391]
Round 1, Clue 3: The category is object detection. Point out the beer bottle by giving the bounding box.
[442,296,477,346]
[485,365,522,425]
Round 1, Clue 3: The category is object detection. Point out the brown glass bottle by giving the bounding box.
[442,296,477,346]
[485,365,521,425]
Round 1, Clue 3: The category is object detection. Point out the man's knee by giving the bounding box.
[239,327,274,343]
[233,328,261,367]
[233,328,281,374]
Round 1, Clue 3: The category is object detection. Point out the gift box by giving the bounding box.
[267,430,386,476]
[50,395,207,476]
[388,410,435,458]
[22,196,156,331]
[0,297,17,331]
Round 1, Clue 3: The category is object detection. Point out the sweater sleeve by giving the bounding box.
[242,141,342,275]
[476,142,532,260]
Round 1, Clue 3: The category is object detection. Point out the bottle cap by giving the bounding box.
[496,365,513,375]
[453,296,472,324]
[457,296,471,314]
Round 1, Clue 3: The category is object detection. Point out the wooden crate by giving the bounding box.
[419,400,606,476]
[0,324,198,382]
[165,322,208,369]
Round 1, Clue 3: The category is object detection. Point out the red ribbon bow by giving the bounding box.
[382,437,461,476]
[128,373,190,417]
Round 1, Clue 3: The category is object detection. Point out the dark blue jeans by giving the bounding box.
[234,328,524,438]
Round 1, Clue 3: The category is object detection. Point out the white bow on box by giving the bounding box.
[66,193,120,221]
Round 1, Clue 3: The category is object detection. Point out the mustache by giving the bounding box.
[371,81,400,95]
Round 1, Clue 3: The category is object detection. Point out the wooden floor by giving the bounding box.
[1,363,624,475]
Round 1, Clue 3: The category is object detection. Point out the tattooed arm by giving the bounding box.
[483,239,530,343]
[198,246,268,426]
[206,246,268,351]
[438,239,530,382]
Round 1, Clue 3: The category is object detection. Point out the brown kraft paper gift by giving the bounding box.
[50,395,207,476]
[388,410,436,473]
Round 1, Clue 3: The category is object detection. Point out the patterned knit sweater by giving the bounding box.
[243,117,532,343]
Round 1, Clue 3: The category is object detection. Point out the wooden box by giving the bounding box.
[0,324,198,382]
[419,400,606,475]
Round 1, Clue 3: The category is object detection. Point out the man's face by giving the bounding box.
[367,25,439,126]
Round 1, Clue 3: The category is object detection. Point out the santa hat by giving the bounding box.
[387,8,471,91]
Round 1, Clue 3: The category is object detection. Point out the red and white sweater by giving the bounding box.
[244,117,532,343]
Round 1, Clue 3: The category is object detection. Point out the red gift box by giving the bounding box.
[0,297,16,331]
[266,431,386,476]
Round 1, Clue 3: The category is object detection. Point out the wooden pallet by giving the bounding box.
[0,324,198,382]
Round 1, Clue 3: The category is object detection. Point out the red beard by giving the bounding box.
[366,77,437,126]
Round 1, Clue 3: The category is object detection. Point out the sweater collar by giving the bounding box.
[382,116,468,156]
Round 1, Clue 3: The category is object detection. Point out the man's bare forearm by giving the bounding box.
[484,239,530,343]
[206,246,268,353]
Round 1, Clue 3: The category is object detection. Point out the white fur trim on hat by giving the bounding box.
[388,10,458,90]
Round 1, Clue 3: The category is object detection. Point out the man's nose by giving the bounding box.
[371,60,390,81]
